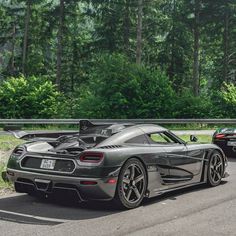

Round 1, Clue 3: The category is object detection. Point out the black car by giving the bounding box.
[213,128,236,158]
[7,120,228,209]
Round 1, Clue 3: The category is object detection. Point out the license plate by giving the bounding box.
[40,159,56,170]
[227,141,236,146]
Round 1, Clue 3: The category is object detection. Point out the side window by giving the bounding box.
[125,135,148,144]
[148,132,179,144]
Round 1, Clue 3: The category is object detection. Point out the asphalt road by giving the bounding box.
[0,158,235,236]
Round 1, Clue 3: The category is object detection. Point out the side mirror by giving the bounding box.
[190,135,198,142]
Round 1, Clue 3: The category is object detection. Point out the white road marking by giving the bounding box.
[0,209,68,223]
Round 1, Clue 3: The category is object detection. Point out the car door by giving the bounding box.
[147,131,201,185]
[125,134,170,185]
[146,132,186,186]
[163,131,203,185]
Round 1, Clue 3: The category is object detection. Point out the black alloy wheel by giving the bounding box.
[207,151,224,187]
[114,158,147,209]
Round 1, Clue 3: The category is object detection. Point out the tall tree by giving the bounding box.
[56,0,65,90]
[123,0,131,55]
[0,0,235,99]
[22,0,31,75]
[193,0,200,96]
[169,0,177,81]
[223,2,229,83]
[136,0,143,64]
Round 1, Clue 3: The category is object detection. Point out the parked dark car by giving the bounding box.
[213,128,236,158]
[7,120,228,209]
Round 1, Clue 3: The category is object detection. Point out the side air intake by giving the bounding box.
[99,145,123,149]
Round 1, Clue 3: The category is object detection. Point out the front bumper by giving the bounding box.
[7,168,117,201]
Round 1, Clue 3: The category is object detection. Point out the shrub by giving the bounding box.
[173,90,214,118]
[73,54,176,118]
[216,82,236,118]
[0,75,61,118]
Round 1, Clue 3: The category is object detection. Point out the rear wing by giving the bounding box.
[79,120,134,136]
[79,120,114,136]
[11,130,79,140]
[9,120,134,140]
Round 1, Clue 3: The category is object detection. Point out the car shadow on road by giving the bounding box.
[0,194,121,225]
[0,179,229,225]
[143,180,228,206]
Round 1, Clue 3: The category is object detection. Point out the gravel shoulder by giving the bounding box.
[0,150,14,196]
[0,150,11,163]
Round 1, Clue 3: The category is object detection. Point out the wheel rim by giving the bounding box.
[122,164,145,204]
[210,154,223,184]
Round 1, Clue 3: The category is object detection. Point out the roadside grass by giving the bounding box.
[0,135,23,192]
[0,124,80,131]
[0,123,229,131]
[179,134,212,143]
[164,123,229,130]
[0,164,13,190]
[0,134,212,151]
[0,135,24,151]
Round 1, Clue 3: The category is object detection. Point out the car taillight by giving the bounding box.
[78,152,104,166]
[215,134,225,139]
[12,147,24,158]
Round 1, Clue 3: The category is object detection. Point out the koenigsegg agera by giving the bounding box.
[7,120,228,209]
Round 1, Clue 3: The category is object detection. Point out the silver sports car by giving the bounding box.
[7,120,228,209]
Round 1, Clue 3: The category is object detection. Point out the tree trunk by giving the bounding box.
[22,0,31,76]
[193,0,200,96]
[136,0,143,65]
[123,0,130,55]
[10,23,16,75]
[223,3,229,83]
[71,40,77,92]
[169,0,176,81]
[56,0,65,90]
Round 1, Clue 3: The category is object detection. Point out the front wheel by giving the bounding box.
[207,151,224,187]
[114,158,147,209]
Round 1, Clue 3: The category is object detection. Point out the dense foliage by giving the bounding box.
[0,0,235,118]
[71,54,175,118]
[0,76,61,118]
[217,83,236,118]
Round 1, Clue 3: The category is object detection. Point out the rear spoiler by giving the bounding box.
[9,120,134,140]
[79,120,134,136]
[79,120,115,136]
[10,130,79,140]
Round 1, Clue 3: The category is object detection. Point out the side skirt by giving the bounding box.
[147,181,207,198]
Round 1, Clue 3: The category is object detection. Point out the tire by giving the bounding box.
[207,151,224,187]
[114,158,147,209]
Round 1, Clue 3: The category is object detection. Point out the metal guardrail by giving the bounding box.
[0,119,236,124]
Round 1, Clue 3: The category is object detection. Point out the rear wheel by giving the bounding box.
[114,158,147,209]
[207,151,224,187]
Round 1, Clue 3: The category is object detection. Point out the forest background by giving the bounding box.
[0,0,236,119]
